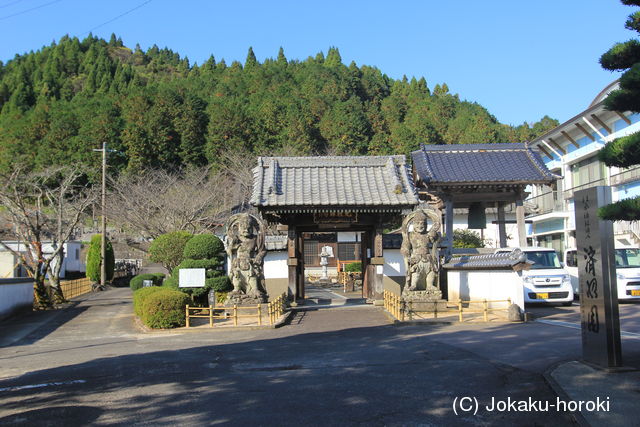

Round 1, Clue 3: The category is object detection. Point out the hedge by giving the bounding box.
[206,276,233,292]
[141,289,190,329]
[183,234,224,260]
[130,273,165,291]
[133,286,164,317]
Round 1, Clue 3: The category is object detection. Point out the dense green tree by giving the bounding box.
[0,35,559,176]
[149,231,193,272]
[86,234,115,284]
[598,0,640,221]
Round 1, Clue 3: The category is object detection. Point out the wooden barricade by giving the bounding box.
[455,298,512,322]
[383,290,511,323]
[383,290,404,321]
[185,293,288,328]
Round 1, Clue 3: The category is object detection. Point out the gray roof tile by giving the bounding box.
[412,143,560,184]
[251,156,419,209]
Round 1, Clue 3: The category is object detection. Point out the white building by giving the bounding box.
[0,241,85,279]
[525,80,640,254]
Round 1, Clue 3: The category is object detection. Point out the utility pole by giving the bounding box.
[93,142,109,289]
[101,142,107,290]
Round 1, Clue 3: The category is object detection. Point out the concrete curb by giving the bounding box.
[542,360,589,427]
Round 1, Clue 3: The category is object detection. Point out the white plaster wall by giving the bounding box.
[447,270,525,311]
[62,242,85,273]
[264,251,288,279]
[0,280,33,320]
[383,249,405,277]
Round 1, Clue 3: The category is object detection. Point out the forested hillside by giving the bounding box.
[0,34,559,175]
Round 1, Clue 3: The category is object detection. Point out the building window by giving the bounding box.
[565,250,577,267]
[75,248,80,260]
[304,240,319,266]
[337,242,361,262]
[570,155,605,188]
[535,233,565,258]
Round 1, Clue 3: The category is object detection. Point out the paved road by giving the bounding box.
[0,288,636,425]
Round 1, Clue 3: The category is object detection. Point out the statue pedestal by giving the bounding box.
[225,291,267,306]
[402,288,447,312]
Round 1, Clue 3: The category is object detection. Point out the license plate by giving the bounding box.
[632,290,640,296]
[536,293,549,299]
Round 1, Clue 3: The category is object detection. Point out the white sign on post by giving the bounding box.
[179,268,206,288]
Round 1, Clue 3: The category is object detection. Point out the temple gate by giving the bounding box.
[250,156,419,302]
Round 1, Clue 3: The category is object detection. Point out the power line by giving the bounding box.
[0,0,27,10]
[84,0,153,35]
[0,0,63,21]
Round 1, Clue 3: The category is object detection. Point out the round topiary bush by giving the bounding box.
[183,234,224,260]
[162,276,179,290]
[133,286,164,317]
[206,276,233,292]
[130,273,164,291]
[172,258,222,278]
[141,289,190,329]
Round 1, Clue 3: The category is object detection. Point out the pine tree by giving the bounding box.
[277,47,287,66]
[325,47,342,67]
[245,46,258,69]
[598,0,640,220]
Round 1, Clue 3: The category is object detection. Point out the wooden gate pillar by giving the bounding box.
[287,226,300,300]
[370,227,385,300]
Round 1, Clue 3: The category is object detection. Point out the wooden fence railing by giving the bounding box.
[383,290,512,322]
[59,277,93,300]
[186,293,288,328]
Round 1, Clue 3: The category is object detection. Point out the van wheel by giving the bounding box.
[562,301,572,307]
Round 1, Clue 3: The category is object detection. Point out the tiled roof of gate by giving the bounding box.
[412,143,560,185]
[250,156,419,208]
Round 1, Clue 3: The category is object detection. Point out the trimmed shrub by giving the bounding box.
[133,286,164,317]
[162,276,179,290]
[183,234,224,260]
[172,258,222,278]
[344,262,362,272]
[148,231,193,272]
[86,234,115,283]
[141,289,190,329]
[130,273,164,291]
[206,276,233,292]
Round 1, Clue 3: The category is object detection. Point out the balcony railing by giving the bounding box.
[563,178,608,200]
[613,220,640,240]
[610,166,640,187]
[525,191,565,215]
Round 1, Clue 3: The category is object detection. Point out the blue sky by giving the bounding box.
[0,0,634,126]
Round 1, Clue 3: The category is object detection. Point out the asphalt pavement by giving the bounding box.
[0,288,638,426]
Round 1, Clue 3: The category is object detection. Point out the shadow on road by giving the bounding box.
[0,321,580,426]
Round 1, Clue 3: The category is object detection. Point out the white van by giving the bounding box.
[564,246,640,301]
[495,247,574,305]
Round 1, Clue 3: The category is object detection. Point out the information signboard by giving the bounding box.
[574,186,622,368]
[179,268,206,288]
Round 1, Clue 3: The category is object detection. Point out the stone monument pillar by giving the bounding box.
[224,213,268,305]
